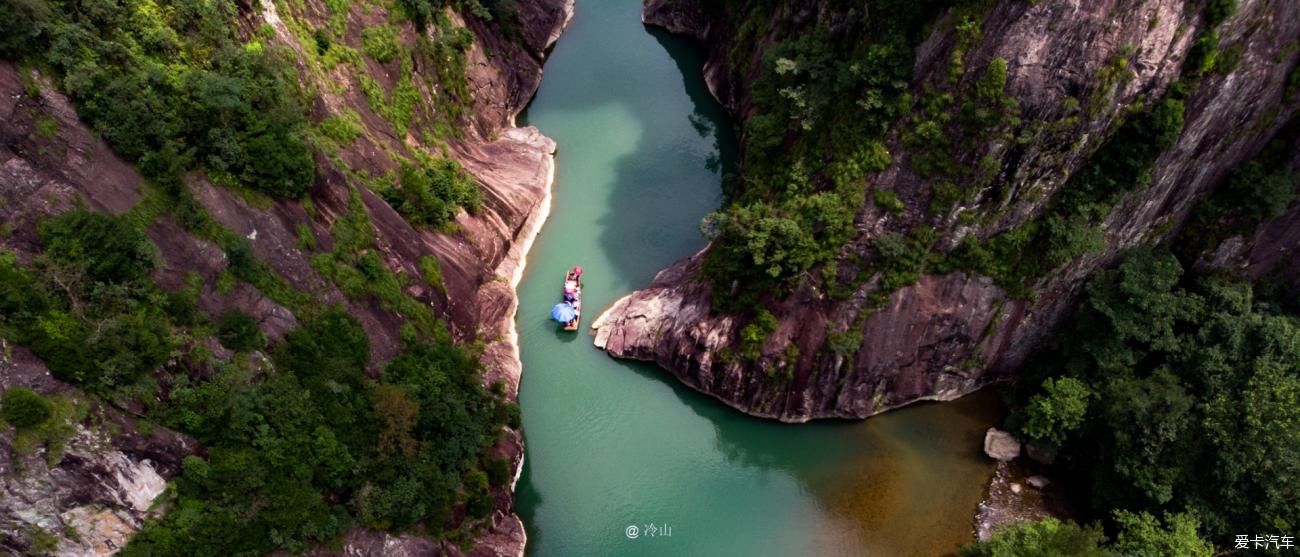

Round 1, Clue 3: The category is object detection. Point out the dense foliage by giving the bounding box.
[1,387,54,430]
[4,0,316,198]
[0,210,514,554]
[128,314,512,555]
[1,211,172,391]
[702,0,971,310]
[382,158,484,229]
[1006,250,1300,540]
[1177,122,1299,261]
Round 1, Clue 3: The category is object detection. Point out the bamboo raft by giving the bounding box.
[562,271,582,331]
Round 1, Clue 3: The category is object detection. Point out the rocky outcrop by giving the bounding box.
[1,343,198,556]
[594,0,1300,421]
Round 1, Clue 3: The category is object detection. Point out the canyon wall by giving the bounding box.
[0,0,573,554]
[594,0,1300,421]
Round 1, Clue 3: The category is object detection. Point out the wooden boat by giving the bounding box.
[562,269,582,331]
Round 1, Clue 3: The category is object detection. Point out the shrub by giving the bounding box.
[361,25,401,64]
[2,388,53,429]
[1204,0,1236,27]
[872,188,905,215]
[277,308,371,378]
[702,203,822,308]
[739,309,778,361]
[1110,511,1213,557]
[418,255,446,293]
[241,128,316,198]
[318,111,363,146]
[825,328,862,356]
[216,309,266,352]
[381,159,482,228]
[959,518,1108,557]
[929,180,963,213]
[313,28,331,55]
[484,457,511,487]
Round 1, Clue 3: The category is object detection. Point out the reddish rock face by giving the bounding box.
[595,0,1300,421]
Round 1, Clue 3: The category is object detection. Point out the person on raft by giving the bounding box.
[561,266,583,327]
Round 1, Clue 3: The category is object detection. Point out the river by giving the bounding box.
[513,2,1001,555]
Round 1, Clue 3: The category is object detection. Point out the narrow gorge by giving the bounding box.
[2,0,1298,555]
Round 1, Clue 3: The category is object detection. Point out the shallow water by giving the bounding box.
[514,2,1000,555]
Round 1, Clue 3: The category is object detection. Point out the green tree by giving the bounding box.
[381,159,482,228]
[1022,376,1092,446]
[1009,250,1300,544]
[1097,369,1195,507]
[373,384,419,460]
[0,0,51,58]
[739,309,778,361]
[1110,511,1213,557]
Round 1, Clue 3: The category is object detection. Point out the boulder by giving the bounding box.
[1027,476,1051,490]
[983,428,1021,461]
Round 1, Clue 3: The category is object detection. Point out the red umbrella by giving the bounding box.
[573,265,584,276]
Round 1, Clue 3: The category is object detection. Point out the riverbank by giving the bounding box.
[433,4,573,555]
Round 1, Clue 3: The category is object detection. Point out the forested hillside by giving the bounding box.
[0,0,570,554]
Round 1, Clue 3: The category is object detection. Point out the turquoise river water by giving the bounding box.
[513,2,1001,555]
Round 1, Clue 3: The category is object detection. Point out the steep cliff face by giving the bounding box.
[0,0,572,553]
[596,0,1300,421]
[1202,139,1300,282]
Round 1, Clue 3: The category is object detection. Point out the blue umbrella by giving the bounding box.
[551,303,576,323]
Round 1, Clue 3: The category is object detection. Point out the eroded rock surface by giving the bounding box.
[1,345,196,556]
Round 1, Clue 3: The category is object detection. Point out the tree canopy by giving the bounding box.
[1008,250,1300,540]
